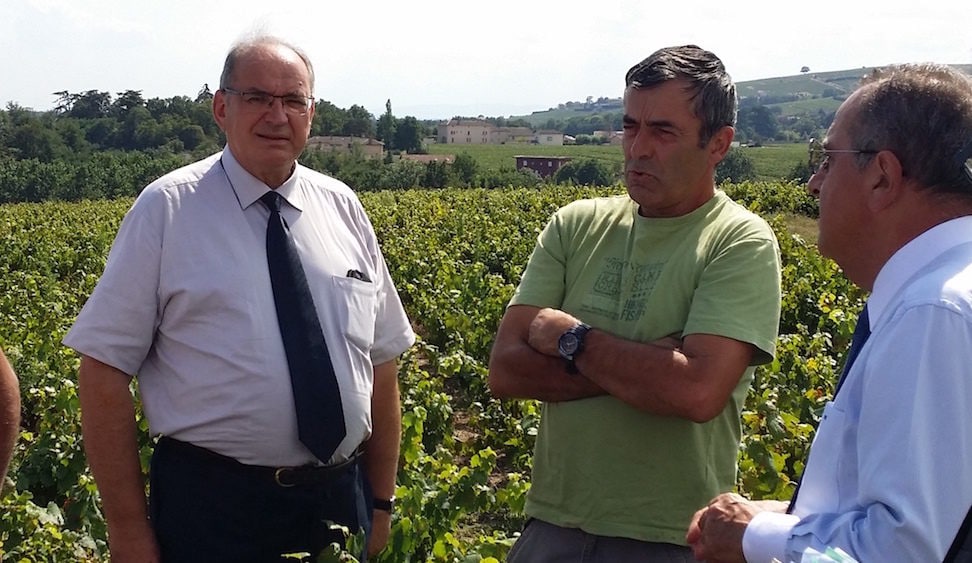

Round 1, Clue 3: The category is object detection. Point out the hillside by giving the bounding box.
[514,64,972,125]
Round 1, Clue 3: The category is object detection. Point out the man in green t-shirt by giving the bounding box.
[488,45,782,562]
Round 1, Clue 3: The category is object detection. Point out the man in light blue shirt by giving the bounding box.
[687,63,972,562]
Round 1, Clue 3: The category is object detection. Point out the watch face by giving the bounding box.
[559,332,580,356]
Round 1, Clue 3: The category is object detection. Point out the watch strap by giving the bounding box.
[373,496,395,512]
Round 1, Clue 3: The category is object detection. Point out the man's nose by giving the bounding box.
[806,172,821,197]
[626,129,655,160]
[264,98,289,121]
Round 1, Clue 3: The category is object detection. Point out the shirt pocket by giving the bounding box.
[330,276,379,353]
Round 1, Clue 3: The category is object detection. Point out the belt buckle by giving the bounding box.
[274,467,296,488]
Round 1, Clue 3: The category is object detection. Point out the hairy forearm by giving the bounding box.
[488,305,606,403]
[0,348,20,488]
[580,330,752,421]
[577,330,705,419]
[526,308,753,421]
[488,338,605,402]
[77,356,151,533]
[365,360,401,501]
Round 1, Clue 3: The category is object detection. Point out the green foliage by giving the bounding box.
[716,149,757,184]
[451,153,478,187]
[552,158,619,186]
[0,152,190,203]
[2,182,860,561]
[722,180,818,218]
[428,144,622,174]
[475,168,542,189]
[737,105,780,143]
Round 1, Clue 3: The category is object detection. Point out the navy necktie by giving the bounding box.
[787,303,871,514]
[833,304,871,396]
[262,191,345,463]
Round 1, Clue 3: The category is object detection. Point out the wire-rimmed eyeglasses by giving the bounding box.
[222,88,314,116]
[808,138,878,174]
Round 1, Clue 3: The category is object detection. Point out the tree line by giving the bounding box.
[528,103,835,146]
[0,87,811,203]
[1,88,435,162]
[0,88,631,202]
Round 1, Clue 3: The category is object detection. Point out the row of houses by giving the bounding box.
[304,136,572,179]
[436,118,565,146]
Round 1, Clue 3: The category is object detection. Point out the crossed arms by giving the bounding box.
[487,305,756,422]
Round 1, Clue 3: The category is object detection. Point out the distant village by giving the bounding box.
[304,113,623,179]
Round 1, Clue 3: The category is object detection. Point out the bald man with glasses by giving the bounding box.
[688,63,972,563]
[65,34,414,562]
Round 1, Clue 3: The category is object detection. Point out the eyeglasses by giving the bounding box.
[222,88,314,116]
[808,138,878,174]
[960,137,972,186]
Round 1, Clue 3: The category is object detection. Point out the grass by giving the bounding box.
[781,213,819,244]
[740,143,807,181]
[766,97,841,117]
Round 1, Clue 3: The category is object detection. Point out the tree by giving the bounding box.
[8,119,68,161]
[52,91,73,115]
[313,101,347,136]
[477,166,542,189]
[737,105,779,142]
[117,106,153,150]
[69,90,112,119]
[393,116,424,154]
[553,158,617,186]
[801,66,810,74]
[422,160,452,188]
[342,105,375,138]
[195,84,213,103]
[177,124,207,151]
[111,90,145,118]
[84,118,118,148]
[377,99,396,146]
[715,149,756,184]
[380,160,424,189]
[451,152,478,187]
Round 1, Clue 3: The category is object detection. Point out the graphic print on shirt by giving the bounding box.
[581,256,665,321]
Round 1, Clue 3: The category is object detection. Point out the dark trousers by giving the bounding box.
[149,437,372,563]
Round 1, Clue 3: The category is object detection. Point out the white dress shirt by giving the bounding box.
[64,148,415,466]
[744,216,972,562]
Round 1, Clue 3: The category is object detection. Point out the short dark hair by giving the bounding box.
[850,64,972,196]
[625,45,737,146]
[219,35,315,95]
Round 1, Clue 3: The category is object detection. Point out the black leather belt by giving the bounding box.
[158,436,362,488]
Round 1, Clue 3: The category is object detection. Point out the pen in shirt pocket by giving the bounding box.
[346,269,371,282]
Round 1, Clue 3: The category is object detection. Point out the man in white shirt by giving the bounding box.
[64,35,414,562]
[686,64,972,562]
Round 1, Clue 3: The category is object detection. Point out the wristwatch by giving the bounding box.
[373,496,395,512]
[558,322,591,374]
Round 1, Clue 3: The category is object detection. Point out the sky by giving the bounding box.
[2,0,970,121]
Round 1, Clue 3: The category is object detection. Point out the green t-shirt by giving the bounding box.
[510,191,781,544]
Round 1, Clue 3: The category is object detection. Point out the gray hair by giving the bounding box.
[625,45,737,147]
[850,63,972,196]
[218,35,315,95]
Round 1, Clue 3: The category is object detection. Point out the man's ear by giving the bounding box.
[212,90,228,132]
[867,149,905,212]
[708,126,735,166]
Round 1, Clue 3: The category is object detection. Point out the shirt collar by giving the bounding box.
[869,216,972,328]
[219,146,303,211]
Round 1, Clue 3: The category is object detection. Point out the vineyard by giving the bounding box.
[0,182,864,561]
